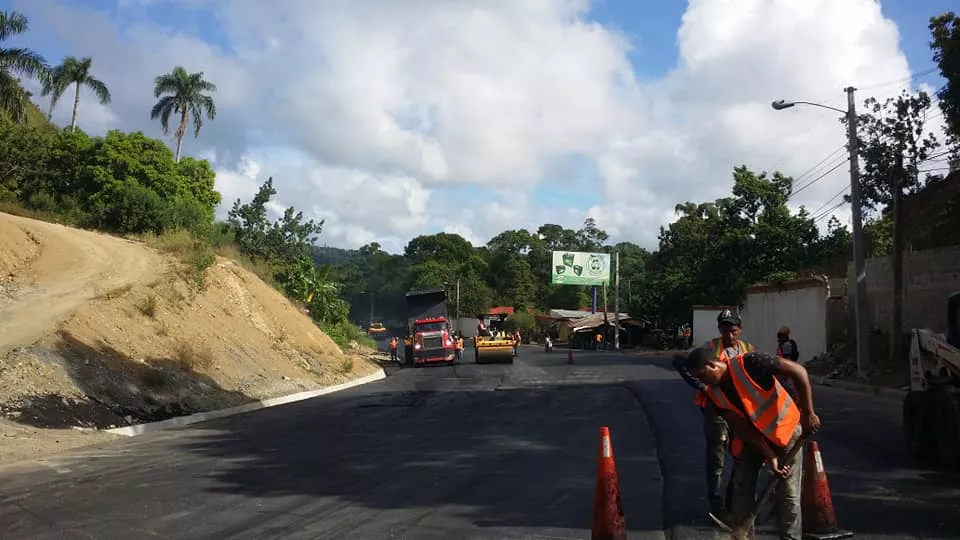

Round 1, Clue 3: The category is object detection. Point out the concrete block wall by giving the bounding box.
[846,244,960,334]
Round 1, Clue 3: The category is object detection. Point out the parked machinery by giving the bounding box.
[903,291,960,468]
[475,313,515,364]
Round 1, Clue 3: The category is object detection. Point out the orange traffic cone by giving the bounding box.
[568,347,574,364]
[801,440,853,539]
[592,426,626,540]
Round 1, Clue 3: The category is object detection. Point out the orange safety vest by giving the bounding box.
[699,352,800,458]
[693,338,754,408]
[389,338,398,350]
[455,337,463,350]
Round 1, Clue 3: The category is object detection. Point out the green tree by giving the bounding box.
[0,10,47,123]
[150,66,217,163]
[930,12,960,142]
[226,177,322,266]
[40,56,111,131]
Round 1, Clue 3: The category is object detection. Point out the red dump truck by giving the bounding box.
[403,288,456,366]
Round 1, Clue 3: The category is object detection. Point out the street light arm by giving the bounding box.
[771,99,847,115]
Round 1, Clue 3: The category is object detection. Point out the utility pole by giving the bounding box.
[614,251,620,351]
[891,148,905,367]
[369,294,374,324]
[456,278,460,324]
[845,86,871,379]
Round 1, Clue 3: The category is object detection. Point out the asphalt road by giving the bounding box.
[1,346,958,539]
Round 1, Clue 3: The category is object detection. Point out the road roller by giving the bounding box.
[475,313,515,364]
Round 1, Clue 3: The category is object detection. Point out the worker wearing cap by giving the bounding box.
[683,345,820,540]
[672,309,755,528]
[776,326,799,362]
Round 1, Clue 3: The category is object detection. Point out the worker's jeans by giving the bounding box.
[728,425,804,540]
[702,405,730,514]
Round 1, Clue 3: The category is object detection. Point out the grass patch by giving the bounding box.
[172,342,215,372]
[322,320,378,350]
[98,283,133,300]
[136,294,158,318]
[140,229,218,291]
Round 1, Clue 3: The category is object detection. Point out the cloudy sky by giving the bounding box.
[4,0,954,253]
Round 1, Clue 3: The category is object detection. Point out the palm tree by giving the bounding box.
[150,66,217,162]
[40,56,111,131]
[0,11,48,123]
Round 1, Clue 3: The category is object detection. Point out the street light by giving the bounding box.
[771,87,870,380]
[770,99,847,115]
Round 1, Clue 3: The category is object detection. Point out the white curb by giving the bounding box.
[106,368,387,437]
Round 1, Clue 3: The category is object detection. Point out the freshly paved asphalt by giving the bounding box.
[1,346,958,539]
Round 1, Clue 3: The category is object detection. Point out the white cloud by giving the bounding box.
[11,0,943,253]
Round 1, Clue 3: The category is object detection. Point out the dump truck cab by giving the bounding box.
[403,288,455,366]
[474,313,515,364]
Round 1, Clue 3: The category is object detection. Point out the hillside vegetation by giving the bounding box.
[0,212,381,465]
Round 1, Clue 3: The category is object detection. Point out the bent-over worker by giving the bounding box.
[684,347,821,540]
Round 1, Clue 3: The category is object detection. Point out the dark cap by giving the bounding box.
[685,347,715,372]
[717,309,741,326]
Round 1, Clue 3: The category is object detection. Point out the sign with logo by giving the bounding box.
[550,251,611,286]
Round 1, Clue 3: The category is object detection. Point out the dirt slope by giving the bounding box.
[0,212,381,466]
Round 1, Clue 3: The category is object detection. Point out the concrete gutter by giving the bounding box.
[812,376,907,399]
[106,368,387,437]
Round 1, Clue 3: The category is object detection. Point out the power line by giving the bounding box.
[790,157,849,199]
[857,66,940,92]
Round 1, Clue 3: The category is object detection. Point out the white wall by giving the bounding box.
[740,281,829,364]
[692,309,718,347]
[691,305,739,348]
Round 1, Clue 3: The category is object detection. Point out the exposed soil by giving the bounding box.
[0,212,381,466]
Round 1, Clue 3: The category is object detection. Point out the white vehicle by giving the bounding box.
[902,291,960,468]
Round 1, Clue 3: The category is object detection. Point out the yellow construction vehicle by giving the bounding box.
[474,313,515,364]
[367,321,388,340]
[903,291,960,468]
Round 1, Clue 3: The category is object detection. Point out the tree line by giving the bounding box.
[1,8,958,348]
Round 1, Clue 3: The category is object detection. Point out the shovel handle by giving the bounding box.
[730,434,808,538]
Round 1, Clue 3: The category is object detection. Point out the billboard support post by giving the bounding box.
[591,287,597,314]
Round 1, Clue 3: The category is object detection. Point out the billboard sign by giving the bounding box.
[551,251,611,286]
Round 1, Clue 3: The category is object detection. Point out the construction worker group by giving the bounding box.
[673,309,817,540]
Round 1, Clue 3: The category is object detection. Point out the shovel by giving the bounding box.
[727,434,808,539]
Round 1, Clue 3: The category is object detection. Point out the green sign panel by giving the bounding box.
[551,251,611,286]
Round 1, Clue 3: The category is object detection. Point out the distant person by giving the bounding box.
[513,330,521,356]
[544,335,553,353]
[454,334,464,363]
[776,326,799,361]
[388,337,399,362]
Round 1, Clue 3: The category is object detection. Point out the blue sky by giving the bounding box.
[3,0,956,252]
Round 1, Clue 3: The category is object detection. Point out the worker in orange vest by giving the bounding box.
[512,330,521,356]
[683,346,820,539]
[673,309,754,528]
[388,337,399,363]
[454,334,464,363]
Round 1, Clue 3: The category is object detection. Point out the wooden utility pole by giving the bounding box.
[891,148,905,366]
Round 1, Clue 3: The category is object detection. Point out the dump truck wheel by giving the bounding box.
[904,391,937,460]
[933,390,960,469]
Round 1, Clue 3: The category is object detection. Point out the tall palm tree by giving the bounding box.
[150,66,217,163]
[40,56,111,132]
[0,10,47,123]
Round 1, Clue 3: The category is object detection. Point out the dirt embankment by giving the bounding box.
[0,212,381,466]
